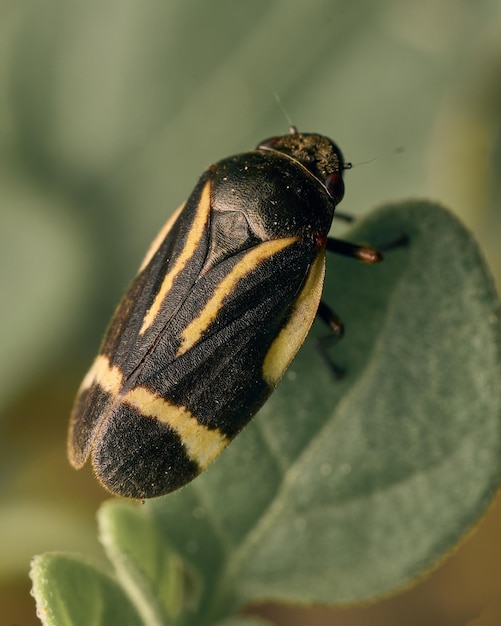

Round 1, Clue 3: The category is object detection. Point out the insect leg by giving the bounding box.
[326,237,382,263]
[332,211,355,223]
[316,236,383,377]
[315,301,345,378]
[316,301,344,337]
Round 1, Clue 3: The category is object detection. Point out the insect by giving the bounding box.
[68,128,381,499]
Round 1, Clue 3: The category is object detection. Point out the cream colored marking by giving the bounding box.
[177,236,298,357]
[123,387,229,468]
[140,182,212,335]
[262,251,326,386]
[78,354,123,395]
[138,203,185,273]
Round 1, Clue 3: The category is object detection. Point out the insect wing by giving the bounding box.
[68,177,212,470]
[69,183,326,498]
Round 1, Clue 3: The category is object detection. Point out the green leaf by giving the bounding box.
[33,201,501,625]
[30,553,142,626]
[145,201,501,609]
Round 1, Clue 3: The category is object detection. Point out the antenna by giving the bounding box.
[350,157,377,167]
[273,91,295,132]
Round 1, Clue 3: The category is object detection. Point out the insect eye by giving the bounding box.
[260,137,280,149]
[325,172,345,203]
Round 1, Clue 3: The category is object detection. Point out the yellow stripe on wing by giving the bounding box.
[140,181,212,335]
[78,354,124,395]
[79,354,228,469]
[123,386,229,469]
[177,236,298,357]
[263,251,326,386]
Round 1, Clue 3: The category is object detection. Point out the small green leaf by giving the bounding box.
[98,500,201,626]
[30,553,142,626]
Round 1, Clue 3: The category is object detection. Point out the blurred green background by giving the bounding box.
[1,1,501,624]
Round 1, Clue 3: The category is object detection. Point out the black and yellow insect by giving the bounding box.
[68,128,380,499]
